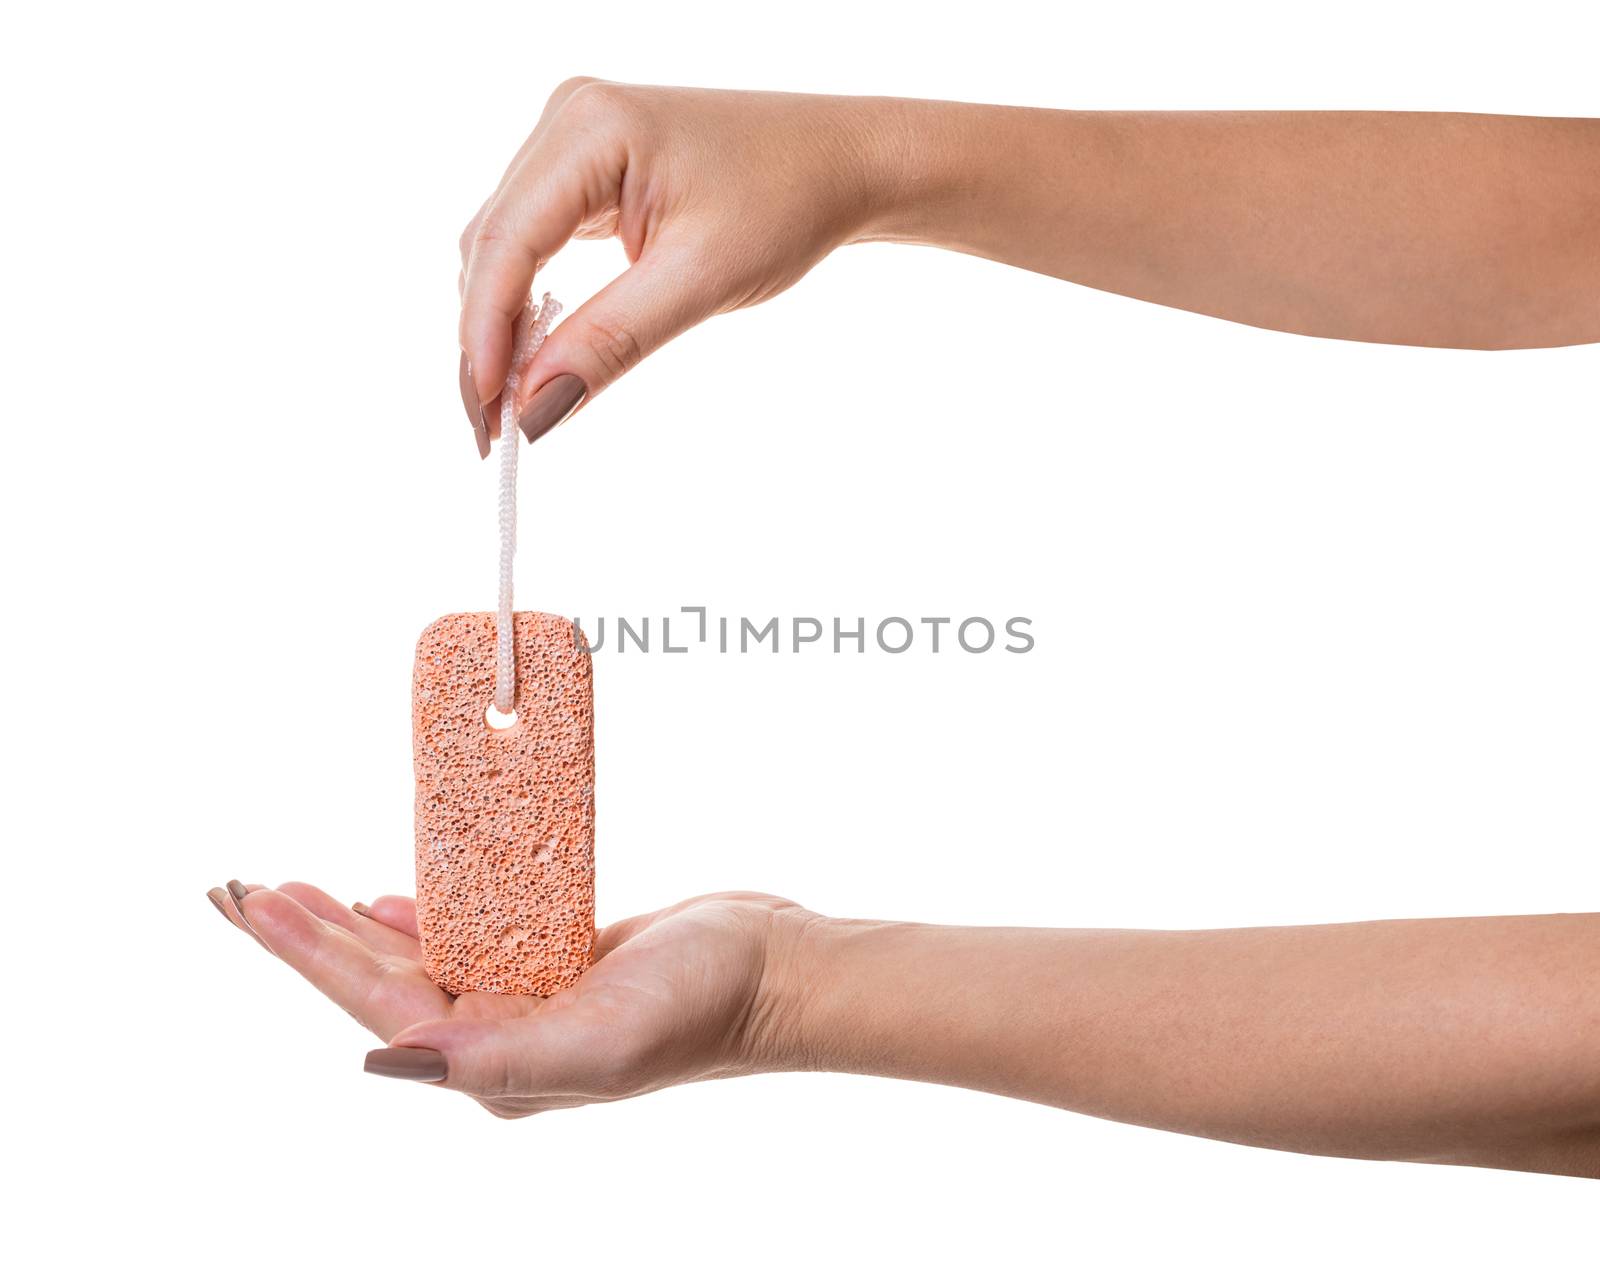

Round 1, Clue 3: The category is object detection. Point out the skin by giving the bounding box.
[249,87,1600,1172]
[212,884,1600,1177]
[459,82,1600,430]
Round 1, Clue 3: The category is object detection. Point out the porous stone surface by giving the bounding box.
[413,612,595,996]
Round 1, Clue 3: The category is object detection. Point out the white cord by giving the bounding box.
[494,293,561,714]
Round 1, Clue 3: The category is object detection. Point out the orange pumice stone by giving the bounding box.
[413,612,595,996]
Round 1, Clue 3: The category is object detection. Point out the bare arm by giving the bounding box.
[217,883,1600,1177]
[761,910,1600,1178]
[868,106,1600,349]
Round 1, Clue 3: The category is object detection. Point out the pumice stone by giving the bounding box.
[412,612,596,996]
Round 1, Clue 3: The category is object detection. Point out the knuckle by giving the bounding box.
[564,79,633,128]
[553,74,601,100]
[582,316,644,381]
[472,214,513,249]
[473,1045,537,1103]
[468,216,538,272]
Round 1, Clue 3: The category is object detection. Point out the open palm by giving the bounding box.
[212,881,800,1117]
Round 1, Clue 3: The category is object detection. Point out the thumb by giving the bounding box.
[511,249,718,444]
[371,1014,612,1101]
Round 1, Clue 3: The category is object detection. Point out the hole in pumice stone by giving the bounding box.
[484,703,517,731]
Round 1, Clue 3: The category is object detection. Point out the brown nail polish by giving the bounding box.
[517,374,586,444]
[459,352,490,459]
[207,888,232,923]
[218,880,274,954]
[352,902,372,917]
[364,1047,448,1082]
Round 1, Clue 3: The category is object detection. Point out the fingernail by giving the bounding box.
[352,902,372,917]
[459,352,490,459]
[517,374,586,444]
[206,887,232,923]
[364,1047,448,1082]
[219,880,273,954]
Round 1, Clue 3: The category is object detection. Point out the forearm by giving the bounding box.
[859,103,1600,348]
[758,910,1600,1176]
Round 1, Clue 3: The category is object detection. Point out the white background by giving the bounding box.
[4,0,1597,1254]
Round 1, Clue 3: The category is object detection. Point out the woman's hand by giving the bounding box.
[211,879,1600,1174]
[457,81,899,453]
[209,881,808,1117]
[458,87,1600,453]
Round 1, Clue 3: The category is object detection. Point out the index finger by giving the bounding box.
[236,888,451,1041]
[460,146,609,415]
[455,77,604,272]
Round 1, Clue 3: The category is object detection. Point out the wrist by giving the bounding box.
[843,98,964,247]
[746,906,914,1076]
[849,97,1000,248]
[746,906,851,1073]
